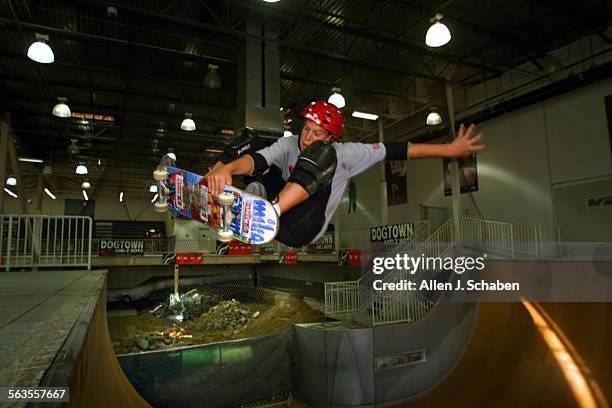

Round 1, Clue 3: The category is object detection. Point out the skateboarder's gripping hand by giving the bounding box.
[204,163,233,198]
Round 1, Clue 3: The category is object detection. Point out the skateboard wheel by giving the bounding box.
[217,192,234,206]
[154,200,168,212]
[217,230,234,242]
[153,168,168,181]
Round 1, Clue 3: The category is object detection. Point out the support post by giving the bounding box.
[445,82,462,244]
[174,263,179,295]
[378,120,388,227]
[0,113,11,213]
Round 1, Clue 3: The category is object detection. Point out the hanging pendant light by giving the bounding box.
[181,113,196,131]
[52,97,71,118]
[425,14,451,47]
[27,33,55,64]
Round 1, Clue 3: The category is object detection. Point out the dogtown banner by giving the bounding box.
[99,239,145,256]
[370,223,415,244]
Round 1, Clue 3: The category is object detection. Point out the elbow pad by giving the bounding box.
[384,142,408,160]
[288,141,337,196]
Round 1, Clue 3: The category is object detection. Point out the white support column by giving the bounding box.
[36,173,44,213]
[0,114,10,213]
[8,139,28,215]
[445,82,462,244]
[378,120,388,226]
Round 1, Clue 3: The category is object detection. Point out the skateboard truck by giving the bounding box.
[153,154,175,213]
[216,191,234,242]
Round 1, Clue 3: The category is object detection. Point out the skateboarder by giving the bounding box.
[205,101,485,247]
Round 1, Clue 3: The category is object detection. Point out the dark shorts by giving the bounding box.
[259,169,331,247]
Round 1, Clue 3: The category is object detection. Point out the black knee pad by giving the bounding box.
[288,141,337,196]
[217,127,267,164]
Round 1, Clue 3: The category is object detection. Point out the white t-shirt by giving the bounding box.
[256,135,388,243]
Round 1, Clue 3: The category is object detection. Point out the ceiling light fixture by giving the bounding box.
[425,14,451,47]
[82,190,89,201]
[352,111,379,121]
[4,188,17,198]
[52,97,71,118]
[181,113,196,131]
[81,180,91,189]
[27,33,54,64]
[119,191,124,202]
[426,107,442,126]
[149,184,158,193]
[44,188,56,200]
[6,177,16,186]
[18,157,44,163]
[328,88,346,108]
[151,193,159,203]
[75,164,88,175]
[203,64,222,89]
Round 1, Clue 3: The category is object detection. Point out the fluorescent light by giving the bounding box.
[27,34,54,64]
[181,113,196,131]
[52,97,71,118]
[75,164,88,175]
[328,91,346,108]
[149,184,158,193]
[262,0,281,2]
[4,188,17,198]
[426,111,442,126]
[283,130,292,137]
[425,14,451,47]
[44,188,56,200]
[119,191,124,202]
[82,190,88,201]
[352,111,378,121]
[6,177,16,186]
[18,157,43,163]
[151,193,159,203]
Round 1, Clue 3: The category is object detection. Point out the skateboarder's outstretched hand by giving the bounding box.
[204,164,233,198]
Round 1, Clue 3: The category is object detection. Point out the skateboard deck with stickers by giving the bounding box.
[152,158,279,244]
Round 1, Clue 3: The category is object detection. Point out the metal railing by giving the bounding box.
[0,215,92,271]
[460,217,560,258]
[460,217,514,256]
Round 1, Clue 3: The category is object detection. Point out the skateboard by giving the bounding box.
[152,155,279,244]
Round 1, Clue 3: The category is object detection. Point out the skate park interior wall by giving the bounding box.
[340,76,612,241]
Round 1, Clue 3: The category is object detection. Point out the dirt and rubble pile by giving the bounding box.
[196,299,260,331]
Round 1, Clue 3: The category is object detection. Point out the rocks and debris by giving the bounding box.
[112,325,195,354]
[197,299,260,332]
[150,289,222,321]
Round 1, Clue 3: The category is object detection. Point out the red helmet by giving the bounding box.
[300,101,345,141]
